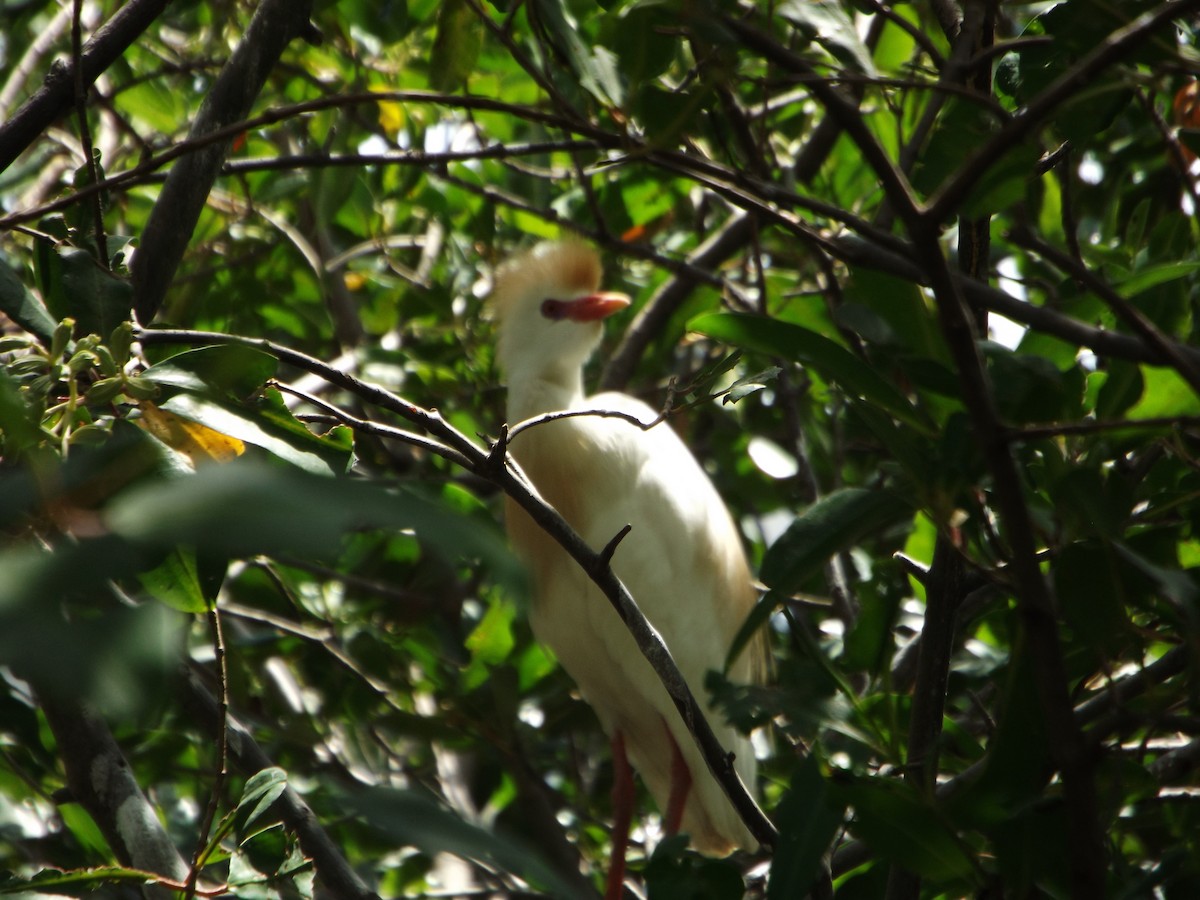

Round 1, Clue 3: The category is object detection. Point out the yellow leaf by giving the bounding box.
[138,401,245,465]
[374,91,404,136]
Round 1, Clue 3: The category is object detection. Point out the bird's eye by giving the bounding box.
[541,299,568,320]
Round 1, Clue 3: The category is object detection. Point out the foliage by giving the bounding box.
[2,0,1200,898]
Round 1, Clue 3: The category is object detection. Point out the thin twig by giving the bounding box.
[180,667,381,900]
[506,407,666,443]
[71,0,108,269]
[1010,415,1200,441]
[1009,223,1200,397]
[185,606,230,900]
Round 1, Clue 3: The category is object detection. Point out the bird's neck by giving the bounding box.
[506,364,586,423]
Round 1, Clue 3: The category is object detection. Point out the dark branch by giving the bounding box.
[0,0,172,174]
[135,326,780,850]
[132,0,316,323]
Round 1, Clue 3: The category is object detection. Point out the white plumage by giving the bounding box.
[492,241,763,862]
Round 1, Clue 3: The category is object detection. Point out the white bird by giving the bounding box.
[491,241,764,894]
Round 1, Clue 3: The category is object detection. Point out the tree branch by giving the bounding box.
[37,693,191,899]
[179,667,381,900]
[912,228,1107,896]
[0,0,172,174]
[926,0,1200,225]
[135,326,780,851]
[828,233,1200,371]
[132,0,316,323]
[600,212,757,391]
[1008,224,1200,396]
[835,644,1192,879]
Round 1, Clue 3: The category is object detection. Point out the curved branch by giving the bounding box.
[1008,224,1200,396]
[134,326,780,851]
[36,693,191,898]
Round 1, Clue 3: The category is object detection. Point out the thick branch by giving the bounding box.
[37,693,190,899]
[132,0,315,323]
[915,231,1106,896]
[0,0,171,174]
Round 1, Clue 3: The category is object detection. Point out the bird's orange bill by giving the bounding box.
[564,291,630,322]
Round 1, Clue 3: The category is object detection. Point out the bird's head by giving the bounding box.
[492,241,630,386]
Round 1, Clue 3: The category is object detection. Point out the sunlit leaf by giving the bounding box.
[141,344,277,398]
[159,389,350,475]
[138,401,246,466]
[779,0,876,75]
[762,488,913,594]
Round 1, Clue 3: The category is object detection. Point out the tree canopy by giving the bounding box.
[2,0,1200,898]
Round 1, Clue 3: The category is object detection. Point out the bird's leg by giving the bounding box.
[664,731,692,835]
[606,730,635,900]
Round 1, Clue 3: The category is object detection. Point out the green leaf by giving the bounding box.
[1113,541,1199,613]
[529,0,623,106]
[0,370,42,455]
[779,0,876,75]
[1055,542,1130,661]
[463,598,516,689]
[723,366,781,404]
[607,0,679,88]
[0,256,56,343]
[350,786,580,897]
[690,313,931,434]
[767,756,846,900]
[762,488,912,594]
[1115,262,1200,299]
[430,0,483,93]
[42,246,132,338]
[1126,366,1200,419]
[237,767,288,830]
[465,599,516,666]
[0,538,186,717]
[138,545,208,613]
[1095,359,1144,419]
[104,458,520,587]
[645,833,745,899]
[113,79,184,134]
[832,775,977,883]
[142,344,278,398]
